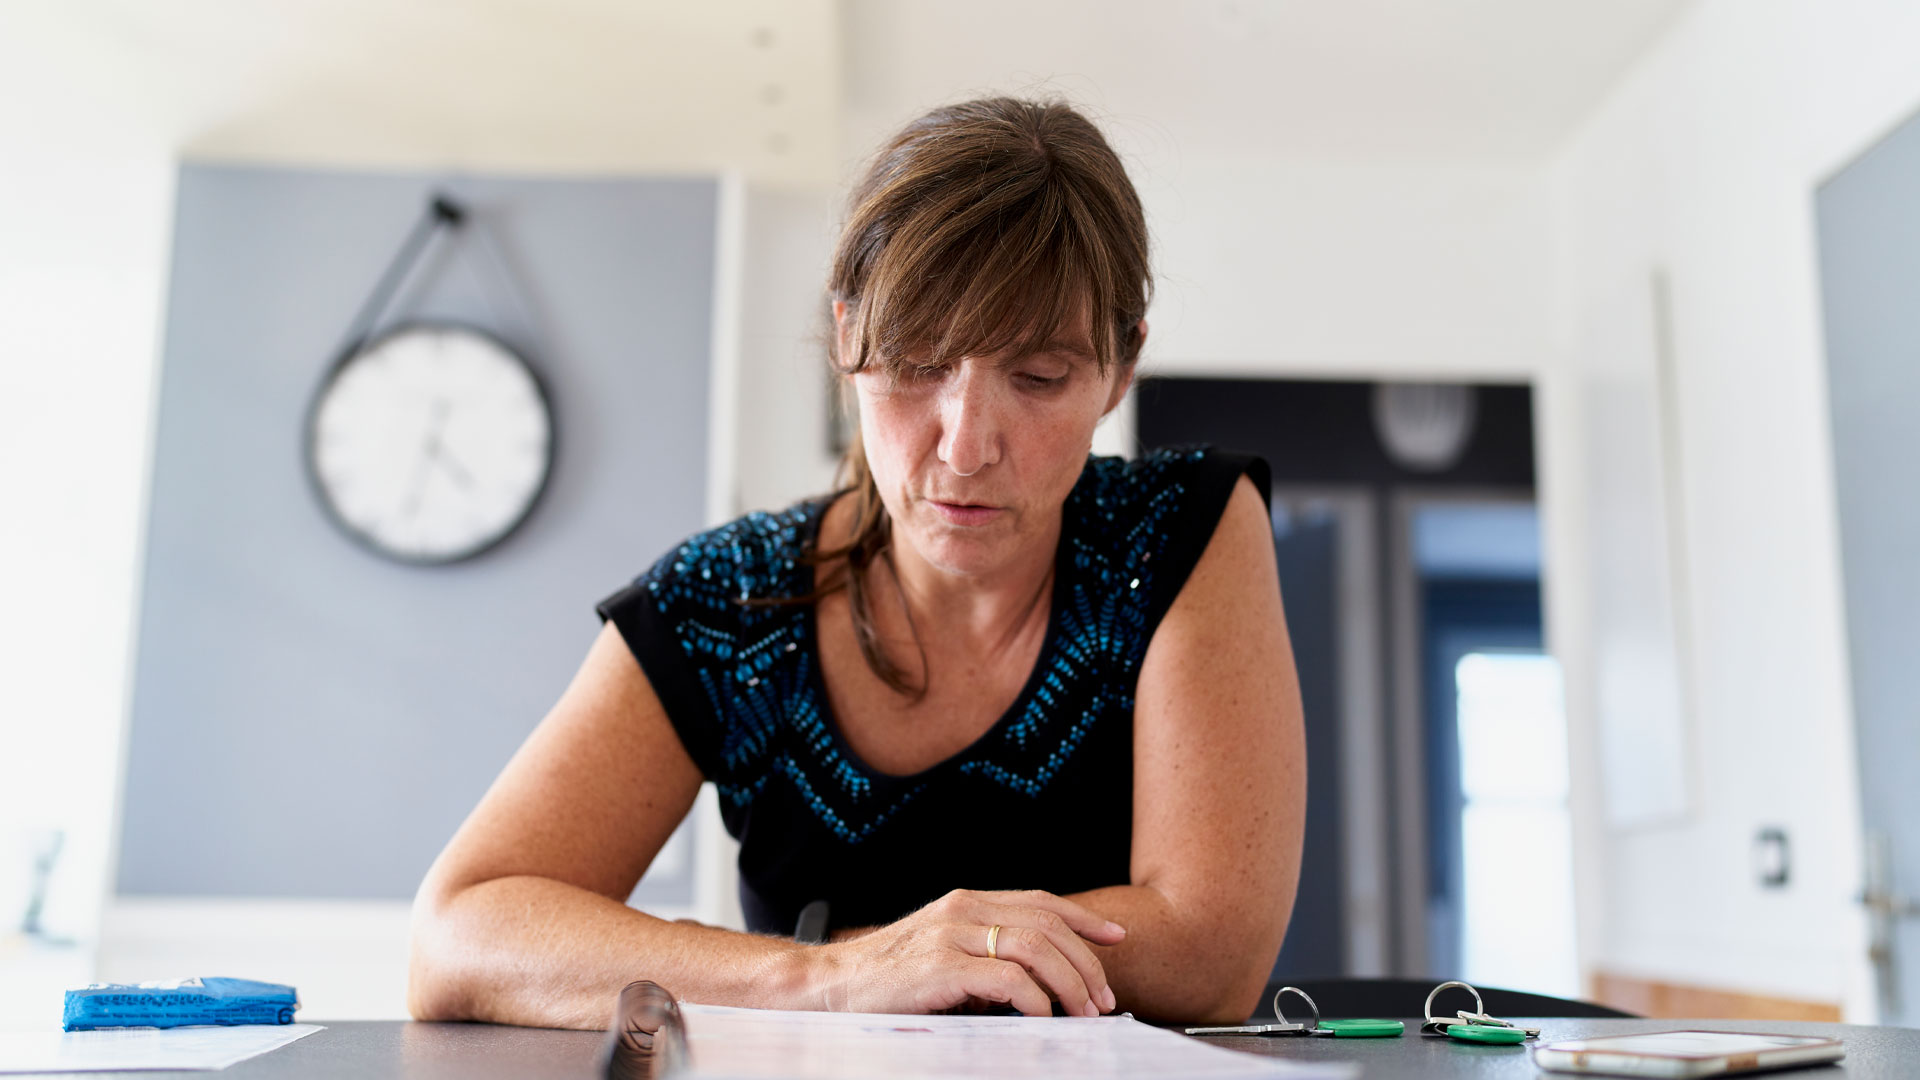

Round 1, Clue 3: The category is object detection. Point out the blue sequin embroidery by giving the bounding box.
[634,446,1217,843]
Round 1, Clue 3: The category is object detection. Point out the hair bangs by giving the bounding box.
[858,185,1111,379]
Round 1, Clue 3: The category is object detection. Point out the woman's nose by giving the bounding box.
[936,365,1001,477]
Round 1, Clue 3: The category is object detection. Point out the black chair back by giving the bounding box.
[1257,978,1637,1022]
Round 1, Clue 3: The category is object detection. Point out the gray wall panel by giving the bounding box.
[119,164,715,901]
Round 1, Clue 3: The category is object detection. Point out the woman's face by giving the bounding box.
[841,302,1138,581]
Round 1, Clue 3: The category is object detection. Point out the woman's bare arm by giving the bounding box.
[407,623,818,1027]
[1066,474,1307,1024]
[409,623,1125,1028]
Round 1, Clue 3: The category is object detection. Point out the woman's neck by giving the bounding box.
[885,524,1056,658]
[825,493,1058,661]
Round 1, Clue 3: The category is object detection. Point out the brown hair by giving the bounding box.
[803,96,1152,699]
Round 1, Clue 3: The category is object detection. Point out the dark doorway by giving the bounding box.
[1270,516,1345,977]
[1136,375,1545,981]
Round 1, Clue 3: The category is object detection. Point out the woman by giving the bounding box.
[407,97,1306,1028]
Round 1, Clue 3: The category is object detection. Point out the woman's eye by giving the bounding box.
[1017,372,1067,389]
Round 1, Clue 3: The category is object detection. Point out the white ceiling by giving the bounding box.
[7,0,1691,183]
[842,0,1693,167]
[7,0,843,184]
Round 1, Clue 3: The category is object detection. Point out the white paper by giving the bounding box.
[670,1004,1355,1080]
[0,1023,322,1073]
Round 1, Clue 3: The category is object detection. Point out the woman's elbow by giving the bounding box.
[1190,920,1285,1024]
[1215,966,1275,1025]
[1144,930,1278,1024]
[406,960,461,1023]
[406,884,477,1022]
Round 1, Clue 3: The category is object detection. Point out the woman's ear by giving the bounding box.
[832,299,852,359]
[1104,368,1135,415]
[1103,319,1146,414]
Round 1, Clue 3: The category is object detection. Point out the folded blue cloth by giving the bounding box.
[63,977,299,1031]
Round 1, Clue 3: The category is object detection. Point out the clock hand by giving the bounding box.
[399,457,430,522]
[420,399,475,490]
[401,399,455,521]
[429,444,475,490]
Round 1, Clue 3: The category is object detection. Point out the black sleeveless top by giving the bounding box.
[596,445,1270,936]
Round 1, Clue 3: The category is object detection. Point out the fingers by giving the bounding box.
[966,922,1103,1017]
[952,896,1115,1015]
[948,956,1052,1017]
[975,889,1127,946]
[819,891,1128,1018]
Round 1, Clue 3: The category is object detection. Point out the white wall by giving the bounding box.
[733,186,842,516]
[0,27,178,955]
[1543,0,1920,1019]
[1132,153,1554,382]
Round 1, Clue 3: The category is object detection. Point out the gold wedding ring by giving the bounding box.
[986,924,1002,961]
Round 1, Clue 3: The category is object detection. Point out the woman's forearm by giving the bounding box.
[1065,883,1277,1025]
[408,874,816,1029]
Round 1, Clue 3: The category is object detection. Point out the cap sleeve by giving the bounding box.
[595,505,820,788]
[1064,446,1273,681]
[595,546,736,783]
[1137,446,1273,638]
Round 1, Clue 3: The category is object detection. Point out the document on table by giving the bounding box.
[0,1023,322,1073]
[669,1004,1356,1080]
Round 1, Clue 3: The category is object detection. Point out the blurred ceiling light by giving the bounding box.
[1373,382,1478,472]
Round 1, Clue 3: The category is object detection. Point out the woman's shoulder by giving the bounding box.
[1061,446,1272,635]
[1068,444,1271,531]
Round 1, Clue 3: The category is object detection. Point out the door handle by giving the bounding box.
[1856,890,1920,918]
[1860,832,1916,1017]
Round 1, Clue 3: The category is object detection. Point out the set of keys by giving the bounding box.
[1418,981,1542,1045]
[1184,981,1543,1046]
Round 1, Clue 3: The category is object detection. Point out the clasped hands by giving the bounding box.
[805,888,1125,1018]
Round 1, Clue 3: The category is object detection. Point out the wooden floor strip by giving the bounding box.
[1591,971,1842,1022]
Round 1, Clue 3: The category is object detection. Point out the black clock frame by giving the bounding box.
[302,318,559,567]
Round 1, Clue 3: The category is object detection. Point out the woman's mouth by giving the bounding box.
[930,500,1003,526]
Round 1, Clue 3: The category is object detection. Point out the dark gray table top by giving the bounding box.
[1201,1017,1914,1079]
[24,1016,1917,1078]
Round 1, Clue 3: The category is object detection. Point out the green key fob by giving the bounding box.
[1314,1019,1405,1038]
[1445,1023,1527,1045]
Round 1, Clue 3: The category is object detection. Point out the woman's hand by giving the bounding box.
[805,889,1126,1017]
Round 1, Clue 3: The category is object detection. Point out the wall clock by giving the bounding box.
[305,321,554,564]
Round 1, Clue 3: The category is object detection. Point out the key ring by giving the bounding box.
[1422,980,1485,1034]
[1271,986,1321,1031]
[1421,980,1540,1041]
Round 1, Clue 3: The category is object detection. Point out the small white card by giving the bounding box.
[0,1023,322,1073]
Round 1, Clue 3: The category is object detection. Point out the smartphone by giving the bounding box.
[1532,1030,1843,1077]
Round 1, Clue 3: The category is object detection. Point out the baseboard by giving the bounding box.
[1590,970,1843,1022]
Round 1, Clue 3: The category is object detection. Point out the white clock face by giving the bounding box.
[309,325,553,563]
